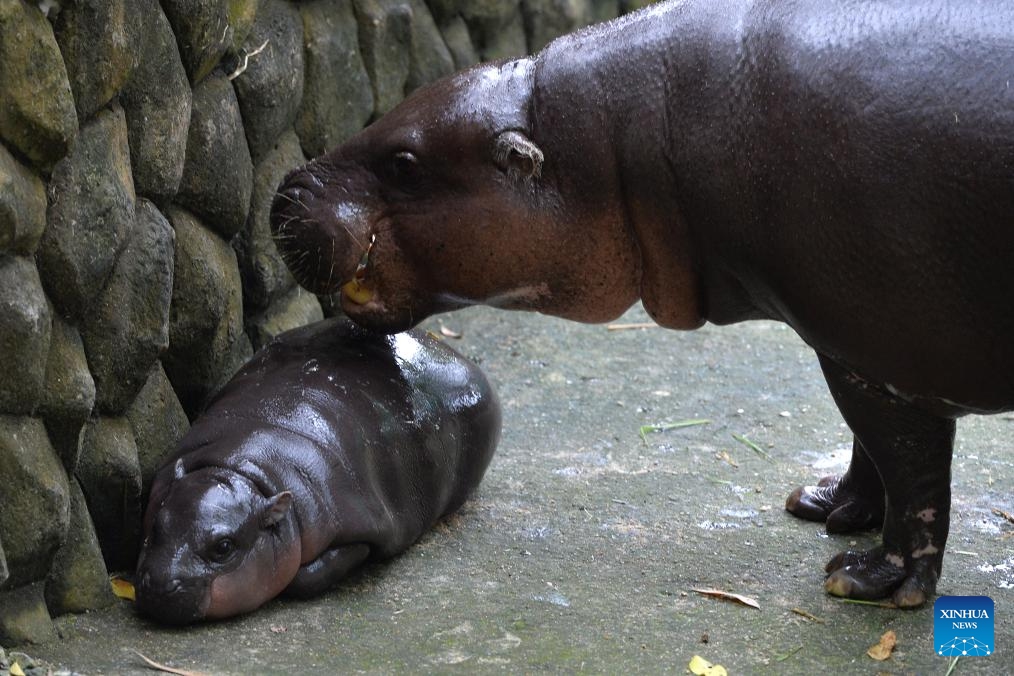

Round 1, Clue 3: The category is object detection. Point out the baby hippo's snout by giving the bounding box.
[134,566,209,625]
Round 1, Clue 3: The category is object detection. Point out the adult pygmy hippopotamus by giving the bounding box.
[135,318,500,624]
[270,0,1014,607]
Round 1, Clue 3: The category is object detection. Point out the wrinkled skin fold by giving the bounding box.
[270,0,1014,607]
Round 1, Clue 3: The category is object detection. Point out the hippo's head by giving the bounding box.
[270,58,645,333]
[135,460,298,624]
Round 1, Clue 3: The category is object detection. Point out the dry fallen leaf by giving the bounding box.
[688,654,728,676]
[133,650,208,676]
[692,588,760,610]
[10,661,25,676]
[992,507,1014,525]
[716,450,738,467]
[867,629,897,661]
[110,576,136,601]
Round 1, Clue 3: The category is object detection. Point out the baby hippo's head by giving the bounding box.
[135,460,298,624]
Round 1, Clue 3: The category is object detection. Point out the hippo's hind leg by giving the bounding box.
[816,355,954,608]
[785,436,886,533]
[284,543,371,598]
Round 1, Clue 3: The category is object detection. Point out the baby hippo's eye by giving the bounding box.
[208,537,236,563]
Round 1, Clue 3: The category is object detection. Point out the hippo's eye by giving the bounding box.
[208,537,236,563]
[390,151,421,186]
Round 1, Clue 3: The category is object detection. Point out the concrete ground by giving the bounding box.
[22,304,1014,674]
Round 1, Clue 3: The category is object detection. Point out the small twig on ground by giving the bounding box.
[790,607,825,623]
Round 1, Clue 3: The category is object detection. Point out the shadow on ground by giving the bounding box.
[23,305,1014,674]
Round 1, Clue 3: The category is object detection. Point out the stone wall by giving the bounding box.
[0,0,655,644]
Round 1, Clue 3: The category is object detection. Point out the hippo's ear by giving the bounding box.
[261,491,293,528]
[494,130,544,181]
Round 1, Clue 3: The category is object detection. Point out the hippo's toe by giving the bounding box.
[785,474,885,533]
[822,545,936,608]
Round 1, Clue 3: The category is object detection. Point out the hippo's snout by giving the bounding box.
[270,165,372,297]
[135,566,210,625]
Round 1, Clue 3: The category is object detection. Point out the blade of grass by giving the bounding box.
[639,418,711,443]
[774,645,803,662]
[732,433,772,462]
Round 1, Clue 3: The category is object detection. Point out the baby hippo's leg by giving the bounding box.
[285,543,371,598]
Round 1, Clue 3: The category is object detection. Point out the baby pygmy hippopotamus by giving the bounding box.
[134,317,501,624]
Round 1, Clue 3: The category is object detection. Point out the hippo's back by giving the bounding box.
[164,317,501,557]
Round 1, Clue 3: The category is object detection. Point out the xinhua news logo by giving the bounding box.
[934,596,994,657]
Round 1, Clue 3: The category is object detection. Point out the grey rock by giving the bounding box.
[522,0,593,52]
[589,0,620,23]
[160,0,253,83]
[175,74,254,240]
[81,200,174,415]
[0,145,46,256]
[234,128,304,313]
[231,0,305,162]
[470,4,527,60]
[246,286,323,351]
[38,105,136,322]
[164,207,253,417]
[438,15,478,70]
[354,0,412,116]
[53,0,137,121]
[120,0,192,203]
[76,417,142,571]
[0,0,77,174]
[295,0,374,159]
[126,362,189,491]
[434,0,528,60]
[0,256,52,415]
[424,0,457,23]
[39,313,95,472]
[0,416,70,589]
[620,0,656,12]
[406,0,455,93]
[0,583,56,646]
[45,479,115,615]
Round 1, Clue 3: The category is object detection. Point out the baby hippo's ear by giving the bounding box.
[494,130,544,181]
[262,491,293,527]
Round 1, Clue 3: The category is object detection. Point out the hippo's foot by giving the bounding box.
[824,546,939,608]
[285,543,371,598]
[785,474,885,533]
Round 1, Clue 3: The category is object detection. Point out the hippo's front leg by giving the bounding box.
[285,543,371,599]
[785,437,886,533]
[816,355,955,608]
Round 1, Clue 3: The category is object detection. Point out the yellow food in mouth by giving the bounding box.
[342,279,375,305]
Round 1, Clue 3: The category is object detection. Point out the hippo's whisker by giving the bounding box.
[274,191,310,211]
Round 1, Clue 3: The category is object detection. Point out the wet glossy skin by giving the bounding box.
[270,0,1014,607]
[135,318,501,624]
